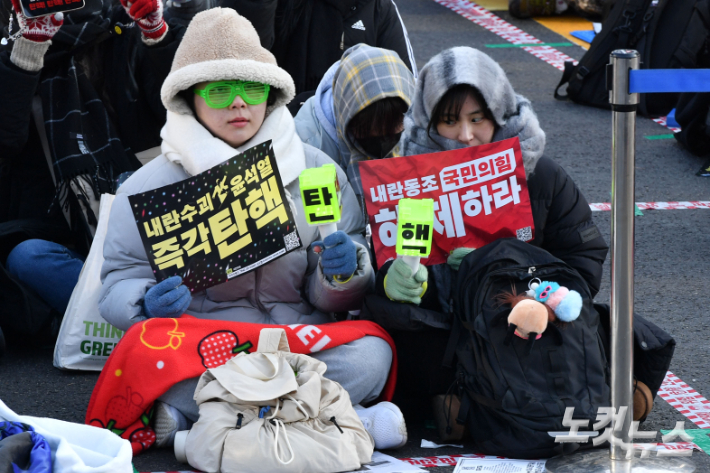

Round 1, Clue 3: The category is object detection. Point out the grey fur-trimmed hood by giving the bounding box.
[399,47,545,177]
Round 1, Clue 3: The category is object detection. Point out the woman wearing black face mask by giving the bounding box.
[348,97,408,160]
[294,43,415,200]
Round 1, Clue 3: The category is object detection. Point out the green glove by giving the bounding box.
[384,258,428,305]
[447,247,476,271]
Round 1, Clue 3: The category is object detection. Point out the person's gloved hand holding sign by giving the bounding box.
[385,198,434,304]
[120,0,168,42]
[144,275,192,319]
[300,164,357,282]
[6,0,63,71]
[313,231,358,280]
[9,0,63,43]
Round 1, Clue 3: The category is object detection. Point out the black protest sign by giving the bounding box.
[128,140,302,293]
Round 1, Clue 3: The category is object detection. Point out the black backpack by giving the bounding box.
[450,238,610,459]
[555,0,710,117]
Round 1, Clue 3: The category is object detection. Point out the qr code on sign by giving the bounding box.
[516,226,533,242]
[283,231,301,251]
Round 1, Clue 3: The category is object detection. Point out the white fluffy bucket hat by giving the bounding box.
[161,8,296,116]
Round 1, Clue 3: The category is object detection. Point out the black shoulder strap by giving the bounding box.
[442,314,461,368]
[554,61,577,100]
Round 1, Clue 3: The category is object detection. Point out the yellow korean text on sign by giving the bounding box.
[299,164,342,224]
[396,198,435,257]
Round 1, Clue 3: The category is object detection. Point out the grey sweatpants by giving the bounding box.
[158,335,393,422]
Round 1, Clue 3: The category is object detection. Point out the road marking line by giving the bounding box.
[533,15,595,49]
[471,0,508,10]
[486,42,574,47]
[645,134,676,140]
[433,0,578,71]
[590,202,710,211]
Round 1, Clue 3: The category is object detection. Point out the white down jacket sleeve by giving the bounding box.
[302,146,375,313]
[98,158,189,331]
[98,190,154,331]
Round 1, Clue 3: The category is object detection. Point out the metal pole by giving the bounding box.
[609,49,639,460]
[546,50,695,472]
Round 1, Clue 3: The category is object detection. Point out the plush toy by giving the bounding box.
[508,299,549,340]
[495,280,583,355]
[527,281,583,323]
[495,289,552,355]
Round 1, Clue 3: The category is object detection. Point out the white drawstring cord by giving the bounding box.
[285,394,310,420]
[266,400,295,465]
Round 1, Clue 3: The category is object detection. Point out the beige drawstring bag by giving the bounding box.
[175,328,374,473]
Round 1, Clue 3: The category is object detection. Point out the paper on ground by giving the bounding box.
[352,451,425,472]
[421,439,464,448]
[453,457,546,472]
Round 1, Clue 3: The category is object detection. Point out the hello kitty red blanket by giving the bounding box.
[85,317,397,455]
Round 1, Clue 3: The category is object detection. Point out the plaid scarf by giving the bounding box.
[332,44,415,197]
[38,0,140,216]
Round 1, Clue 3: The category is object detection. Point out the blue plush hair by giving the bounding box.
[534,281,560,302]
[555,291,583,322]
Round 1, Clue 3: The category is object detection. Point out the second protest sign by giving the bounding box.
[359,137,535,267]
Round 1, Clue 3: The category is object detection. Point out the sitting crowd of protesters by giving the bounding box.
[0,0,635,458]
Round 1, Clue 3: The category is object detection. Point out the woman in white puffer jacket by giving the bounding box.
[99,8,407,451]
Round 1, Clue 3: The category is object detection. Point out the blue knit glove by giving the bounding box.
[312,231,358,280]
[143,275,192,319]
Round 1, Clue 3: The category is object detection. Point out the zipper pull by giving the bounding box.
[236,413,244,429]
[340,32,344,50]
[528,266,536,274]
[329,416,344,434]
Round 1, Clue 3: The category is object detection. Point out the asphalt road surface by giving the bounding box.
[1,1,709,471]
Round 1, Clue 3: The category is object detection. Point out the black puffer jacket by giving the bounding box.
[364,156,608,332]
[271,0,416,95]
[364,46,607,328]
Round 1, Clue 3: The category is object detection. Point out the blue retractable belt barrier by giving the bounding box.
[629,69,710,94]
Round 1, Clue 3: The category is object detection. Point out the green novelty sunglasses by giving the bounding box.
[194,80,271,108]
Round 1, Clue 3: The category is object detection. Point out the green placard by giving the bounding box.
[299,164,342,225]
[396,198,435,257]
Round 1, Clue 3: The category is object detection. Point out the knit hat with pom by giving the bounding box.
[161,8,295,116]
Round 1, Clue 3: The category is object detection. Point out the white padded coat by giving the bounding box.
[98,107,373,331]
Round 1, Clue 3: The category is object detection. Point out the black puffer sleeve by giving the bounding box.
[136,20,188,119]
[375,0,416,73]
[527,157,608,297]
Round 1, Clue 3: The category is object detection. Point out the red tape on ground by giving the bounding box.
[433,0,577,70]
[590,202,710,211]
[659,372,710,429]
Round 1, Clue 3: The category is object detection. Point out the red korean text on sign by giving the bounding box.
[359,137,535,266]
